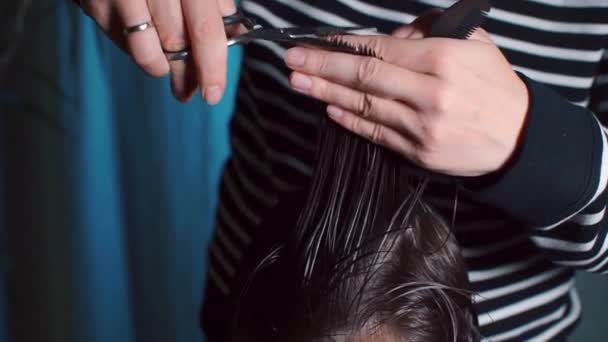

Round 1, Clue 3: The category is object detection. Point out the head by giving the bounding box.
[233,119,477,342]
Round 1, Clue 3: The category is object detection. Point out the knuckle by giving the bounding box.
[356,57,381,85]
[369,124,385,145]
[397,108,415,132]
[190,18,224,41]
[365,37,384,57]
[426,44,452,73]
[350,117,365,136]
[427,82,453,114]
[159,32,188,51]
[421,118,443,149]
[357,93,375,118]
[316,54,331,75]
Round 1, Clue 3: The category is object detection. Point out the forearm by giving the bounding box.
[462,74,608,273]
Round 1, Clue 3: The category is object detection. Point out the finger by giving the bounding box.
[326,105,416,159]
[149,0,197,101]
[468,27,494,44]
[392,8,444,39]
[182,0,233,104]
[168,60,199,102]
[116,0,169,77]
[289,72,424,141]
[316,34,464,76]
[284,48,437,106]
[81,1,129,53]
[217,0,237,16]
[218,0,242,37]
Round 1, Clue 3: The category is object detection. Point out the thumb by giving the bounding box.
[392,9,444,39]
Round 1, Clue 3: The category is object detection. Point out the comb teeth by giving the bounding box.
[449,9,489,39]
[324,35,381,59]
[429,0,492,39]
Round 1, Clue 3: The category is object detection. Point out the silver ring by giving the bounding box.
[165,49,190,62]
[123,21,155,36]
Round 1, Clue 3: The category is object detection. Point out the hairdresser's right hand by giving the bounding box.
[75,0,236,104]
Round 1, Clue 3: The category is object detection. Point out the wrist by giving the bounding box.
[459,74,603,226]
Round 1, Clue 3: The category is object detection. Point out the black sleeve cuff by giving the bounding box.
[460,74,604,227]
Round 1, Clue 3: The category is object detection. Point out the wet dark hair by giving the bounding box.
[232,117,478,341]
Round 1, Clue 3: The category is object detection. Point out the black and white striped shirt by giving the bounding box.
[204,1,608,341]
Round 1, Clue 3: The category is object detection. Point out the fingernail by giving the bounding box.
[327,105,343,118]
[285,48,306,67]
[290,73,312,92]
[204,85,222,105]
[171,82,187,103]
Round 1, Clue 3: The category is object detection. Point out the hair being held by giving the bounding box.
[233,116,478,341]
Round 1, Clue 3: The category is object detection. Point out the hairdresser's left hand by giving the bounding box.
[283,29,529,177]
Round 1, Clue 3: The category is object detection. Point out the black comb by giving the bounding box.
[323,35,380,58]
[430,0,492,39]
[314,0,491,58]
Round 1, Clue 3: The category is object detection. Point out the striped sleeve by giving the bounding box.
[463,51,608,274]
[591,50,608,120]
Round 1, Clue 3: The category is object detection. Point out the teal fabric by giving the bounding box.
[1,2,606,342]
[0,1,238,341]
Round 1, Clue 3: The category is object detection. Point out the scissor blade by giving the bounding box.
[284,26,377,38]
[248,26,377,41]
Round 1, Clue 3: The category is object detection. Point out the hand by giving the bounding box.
[76,0,236,104]
[283,23,529,177]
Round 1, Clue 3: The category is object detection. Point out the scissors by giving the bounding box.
[164,9,378,61]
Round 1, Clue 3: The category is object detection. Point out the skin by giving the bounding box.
[326,324,400,342]
[76,0,236,104]
[75,4,528,177]
[283,14,530,178]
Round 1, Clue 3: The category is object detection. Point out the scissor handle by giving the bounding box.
[223,9,260,30]
[164,9,261,61]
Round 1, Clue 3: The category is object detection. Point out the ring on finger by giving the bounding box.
[123,21,155,36]
[164,49,191,62]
